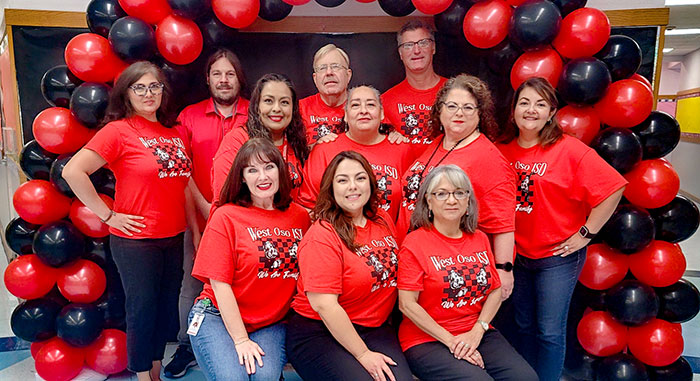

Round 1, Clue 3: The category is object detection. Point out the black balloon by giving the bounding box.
[56,303,104,347]
[605,280,659,326]
[50,154,76,197]
[41,65,82,108]
[595,35,642,81]
[649,195,700,243]
[564,343,599,381]
[316,0,346,7]
[379,0,416,18]
[70,82,110,129]
[590,128,642,174]
[575,283,607,311]
[508,0,561,51]
[602,205,655,254]
[5,217,41,255]
[108,16,157,62]
[90,167,116,199]
[558,57,611,105]
[630,111,681,159]
[199,15,238,48]
[19,140,58,180]
[84,236,110,268]
[33,221,85,268]
[95,289,126,330]
[44,286,71,307]
[550,0,587,16]
[488,40,521,75]
[86,0,126,37]
[648,357,693,381]
[656,279,700,323]
[597,353,649,381]
[259,0,292,22]
[434,0,470,36]
[10,298,62,342]
[168,0,211,20]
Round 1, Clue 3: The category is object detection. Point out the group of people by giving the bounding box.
[61,19,627,381]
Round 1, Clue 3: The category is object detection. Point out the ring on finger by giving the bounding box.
[373,373,379,379]
[564,245,569,251]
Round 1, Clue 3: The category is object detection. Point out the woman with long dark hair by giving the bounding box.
[63,61,192,381]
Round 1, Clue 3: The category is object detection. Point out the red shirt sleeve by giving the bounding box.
[191,209,236,285]
[397,245,425,292]
[298,224,344,294]
[573,149,627,208]
[211,128,248,202]
[296,145,327,209]
[85,122,124,163]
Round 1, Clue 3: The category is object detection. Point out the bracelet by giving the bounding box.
[100,210,116,224]
[234,338,250,346]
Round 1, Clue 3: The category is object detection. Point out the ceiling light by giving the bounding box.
[663,48,675,53]
[666,0,700,5]
[665,28,700,35]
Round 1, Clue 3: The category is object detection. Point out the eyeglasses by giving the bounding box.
[398,38,434,51]
[442,102,478,116]
[431,190,469,201]
[314,63,347,73]
[129,83,164,97]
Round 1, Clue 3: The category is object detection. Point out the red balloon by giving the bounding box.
[552,8,610,59]
[3,254,58,300]
[118,0,172,24]
[594,79,654,128]
[631,73,653,93]
[578,244,628,290]
[463,0,513,49]
[13,180,72,225]
[510,48,563,89]
[65,33,128,83]
[282,0,311,4]
[623,159,680,209]
[31,337,61,359]
[32,107,94,154]
[629,240,686,288]
[628,318,683,367]
[69,195,114,238]
[212,0,260,29]
[413,0,452,15]
[86,329,128,375]
[506,0,527,5]
[35,338,85,381]
[156,15,204,65]
[57,259,107,303]
[355,0,375,2]
[577,311,627,357]
[556,105,600,145]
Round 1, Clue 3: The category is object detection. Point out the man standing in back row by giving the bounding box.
[382,20,447,152]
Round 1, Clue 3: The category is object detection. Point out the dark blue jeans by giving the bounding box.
[512,248,586,381]
[110,233,184,373]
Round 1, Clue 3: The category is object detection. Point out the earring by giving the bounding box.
[428,210,433,219]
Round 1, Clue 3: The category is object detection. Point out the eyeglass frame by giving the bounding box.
[430,190,470,201]
[441,101,479,116]
[314,63,348,74]
[129,82,165,97]
[398,38,434,51]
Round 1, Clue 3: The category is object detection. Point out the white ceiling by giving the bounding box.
[664,5,700,57]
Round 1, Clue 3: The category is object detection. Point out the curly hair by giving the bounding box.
[245,73,309,166]
[428,74,499,141]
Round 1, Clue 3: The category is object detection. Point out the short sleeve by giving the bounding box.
[478,175,517,234]
[298,226,344,294]
[573,149,627,208]
[397,244,425,292]
[174,112,193,156]
[211,129,248,201]
[296,147,325,209]
[480,232,501,291]
[84,123,124,164]
[191,213,236,285]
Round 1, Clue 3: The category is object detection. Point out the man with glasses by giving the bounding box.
[164,48,249,379]
[382,20,447,151]
[300,44,353,145]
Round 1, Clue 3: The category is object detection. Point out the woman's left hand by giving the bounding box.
[316,133,339,144]
[387,131,408,144]
[450,327,484,360]
[552,232,590,257]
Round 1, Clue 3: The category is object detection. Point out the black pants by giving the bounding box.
[286,312,414,381]
[404,330,538,381]
[110,233,184,372]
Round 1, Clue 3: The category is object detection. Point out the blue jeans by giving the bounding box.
[188,299,286,381]
[512,248,586,381]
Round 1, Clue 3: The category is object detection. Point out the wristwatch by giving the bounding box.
[477,320,489,332]
[495,262,513,272]
[579,225,597,240]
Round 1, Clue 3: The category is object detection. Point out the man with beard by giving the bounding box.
[165,48,249,379]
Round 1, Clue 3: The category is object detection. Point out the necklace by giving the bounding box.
[418,134,469,180]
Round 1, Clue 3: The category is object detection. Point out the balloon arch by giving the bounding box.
[5,0,700,380]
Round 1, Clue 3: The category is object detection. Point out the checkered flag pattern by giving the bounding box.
[400,111,432,140]
[362,246,398,288]
[312,121,345,142]
[516,171,534,207]
[374,171,393,209]
[257,237,300,273]
[402,170,422,207]
[151,144,191,174]
[442,263,492,302]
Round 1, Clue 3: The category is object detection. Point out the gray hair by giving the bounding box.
[345,85,383,114]
[410,164,479,233]
[397,19,436,45]
[313,44,350,70]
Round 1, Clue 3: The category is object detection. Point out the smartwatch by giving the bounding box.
[495,262,513,272]
[579,225,597,240]
[477,320,489,332]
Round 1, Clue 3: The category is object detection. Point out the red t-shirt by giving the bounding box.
[300,93,346,145]
[398,227,501,351]
[395,134,516,243]
[292,211,399,327]
[381,77,447,149]
[192,203,311,332]
[176,97,249,203]
[85,116,192,239]
[497,135,627,259]
[297,133,413,221]
[210,128,304,203]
